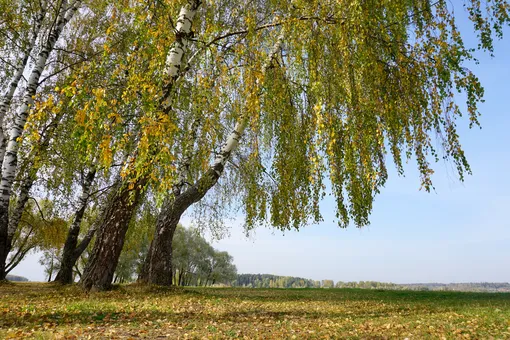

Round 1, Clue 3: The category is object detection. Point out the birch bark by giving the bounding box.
[0,4,47,173]
[140,32,285,285]
[54,168,97,284]
[80,0,202,291]
[161,0,201,110]
[0,0,82,280]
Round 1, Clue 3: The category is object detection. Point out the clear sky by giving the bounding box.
[10,5,510,284]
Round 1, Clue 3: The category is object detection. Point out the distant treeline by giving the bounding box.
[335,281,510,292]
[6,274,28,282]
[399,282,510,293]
[233,275,510,292]
[233,274,333,288]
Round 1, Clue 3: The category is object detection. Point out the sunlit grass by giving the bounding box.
[1,282,510,338]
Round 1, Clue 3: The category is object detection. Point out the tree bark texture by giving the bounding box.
[54,169,96,284]
[140,32,285,286]
[0,0,81,280]
[80,179,144,291]
[0,5,46,168]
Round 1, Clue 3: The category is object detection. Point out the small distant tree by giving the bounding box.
[206,251,237,286]
[39,249,62,282]
[7,199,66,277]
[171,225,236,286]
[322,280,335,288]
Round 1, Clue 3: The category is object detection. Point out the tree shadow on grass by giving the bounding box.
[0,301,462,330]
[2,283,509,332]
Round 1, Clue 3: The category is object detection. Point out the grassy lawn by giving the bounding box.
[1,282,510,339]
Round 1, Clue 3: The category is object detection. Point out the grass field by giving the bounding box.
[1,282,510,339]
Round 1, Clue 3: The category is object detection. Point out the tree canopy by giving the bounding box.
[0,0,508,288]
[66,0,509,228]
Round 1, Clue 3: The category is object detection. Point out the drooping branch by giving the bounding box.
[140,30,285,286]
[186,15,337,70]
[5,226,35,273]
[0,0,82,280]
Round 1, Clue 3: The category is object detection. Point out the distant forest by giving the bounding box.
[6,270,510,292]
[233,274,510,292]
[233,274,323,288]
[396,282,510,293]
[5,275,28,282]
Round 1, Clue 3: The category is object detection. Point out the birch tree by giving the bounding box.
[140,0,510,285]
[0,0,47,164]
[0,0,85,279]
[82,0,285,290]
[80,0,202,291]
[140,24,286,285]
[57,0,509,290]
[0,0,120,280]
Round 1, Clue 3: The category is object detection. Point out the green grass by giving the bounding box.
[1,283,510,338]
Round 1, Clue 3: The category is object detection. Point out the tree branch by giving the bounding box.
[28,197,47,222]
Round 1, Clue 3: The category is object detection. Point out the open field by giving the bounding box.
[1,283,510,339]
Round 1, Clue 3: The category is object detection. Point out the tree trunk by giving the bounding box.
[47,257,54,282]
[0,5,46,167]
[160,0,201,111]
[177,269,183,286]
[54,169,96,284]
[1,111,64,278]
[55,223,97,284]
[74,264,82,280]
[0,0,82,280]
[0,226,8,280]
[8,172,36,241]
[76,0,201,287]
[80,179,143,291]
[139,32,284,286]
[139,165,229,285]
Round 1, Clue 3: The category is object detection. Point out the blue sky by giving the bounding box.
[207,10,510,284]
[11,5,510,283]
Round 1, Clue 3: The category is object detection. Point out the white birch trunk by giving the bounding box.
[161,0,201,109]
[0,5,47,167]
[174,117,201,195]
[0,0,81,217]
[6,111,64,242]
[0,1,82,279]
[140,31,285,285]
[126,0,200,176]
[212,32,285,176]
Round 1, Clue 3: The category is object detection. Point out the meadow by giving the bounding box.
[1,282,510,339]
